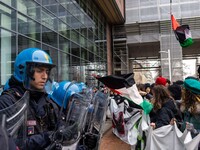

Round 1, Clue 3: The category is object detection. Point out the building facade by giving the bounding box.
[0,0,125,87]
[114,0,200,82]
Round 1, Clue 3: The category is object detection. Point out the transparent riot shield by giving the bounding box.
[84,91,109,150]
[0,114,9,150]
[0,91,29,149]
[63,93,89,146]
[48,93,89,150]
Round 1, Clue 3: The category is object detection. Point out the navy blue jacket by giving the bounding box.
[0,76,58,150]
[150,99,181,129]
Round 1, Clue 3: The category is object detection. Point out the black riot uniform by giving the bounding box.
[0,76,59,150]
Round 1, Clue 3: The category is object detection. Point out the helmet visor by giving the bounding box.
[24,62,56,92]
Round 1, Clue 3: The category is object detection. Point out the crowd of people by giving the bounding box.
[0,47,200,150]
[136,75,200,149]
[104,74,200,149]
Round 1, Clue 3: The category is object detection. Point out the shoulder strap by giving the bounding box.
[1,89,23,102]
[47,98,59,119]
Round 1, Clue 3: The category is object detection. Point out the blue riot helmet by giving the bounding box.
[45,81,59,95]
[14,48,55,91]
[76,82,87,93]
[50,81,80,109]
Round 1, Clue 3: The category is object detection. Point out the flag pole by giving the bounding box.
[169,0,172,82]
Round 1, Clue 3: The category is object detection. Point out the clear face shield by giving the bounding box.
[54,93,89,147]
[0,91,29,149]
[24,62,56,92]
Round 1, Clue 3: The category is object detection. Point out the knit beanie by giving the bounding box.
[155,76,167,86]
[184,78,200,94]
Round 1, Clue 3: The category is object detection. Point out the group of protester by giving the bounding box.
[102,74,200,149]
[138,77,200,135]
[1,47,200,150]
[0,48,108,150]
[135,75,200,149]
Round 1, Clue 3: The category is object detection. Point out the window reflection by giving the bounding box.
[0,29,16,85]
[42,9,57,31]
[0,4,16,31]
[18,35,40,51]
[17,0,40,20]
[42,26,58,48]
[18,14,41,41]
[0,0,107,84]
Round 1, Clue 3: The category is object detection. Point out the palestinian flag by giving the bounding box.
[94,73,153,114]
[171,14,193,48]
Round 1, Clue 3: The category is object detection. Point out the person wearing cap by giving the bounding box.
[180,78,200,145]
[155,76,167,86]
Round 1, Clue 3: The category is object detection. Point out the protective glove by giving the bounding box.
[53,123,78,142]
[83,133,98,149]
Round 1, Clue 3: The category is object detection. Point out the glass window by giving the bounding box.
[42,26,58,48]
[58,20,70,39]
[59,35,69,53]
[42,0,58,15]
[18,14,41,41]
[35,0,41,4]
[81,48,88,60]
[18,35,41,52]
[71,42,80,58]
[42,44,58,80]
[80,34,86,48]
[58,5,67,23]
[58,51,70,80]
[71,29,79,44]
[0,4,16,31]
[0,29,16,85]
[41,9,57,31]
[71,16,80,30]
[89,51,94,62]
[87,40,93,52]
[88,29,94,42]
[1,0,11,6]
[17,0,40,21]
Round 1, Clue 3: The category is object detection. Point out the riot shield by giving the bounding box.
[48,93,89,150]
[84,91,109,150]
[0,91,29,149]
[63,93,89,146]
[0,114,9,150]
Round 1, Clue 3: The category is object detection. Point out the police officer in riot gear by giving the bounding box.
[48,80,89,150]
[0,48,59,150]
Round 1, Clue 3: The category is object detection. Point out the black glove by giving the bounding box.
[83,133,98,149]
[53,123,78,142]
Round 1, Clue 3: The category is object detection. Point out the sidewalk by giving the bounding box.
[102,118,112,135]
[100,118,131,150]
